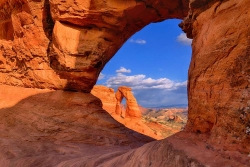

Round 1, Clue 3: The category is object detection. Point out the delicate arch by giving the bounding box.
[115,86,141,118]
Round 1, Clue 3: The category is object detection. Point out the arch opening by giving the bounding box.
[95,19,192,139]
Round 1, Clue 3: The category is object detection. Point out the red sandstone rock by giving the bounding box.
[0,85,154,166]
[91,85,154,138]
[0,0,188,92]
[91,85,117,114]
[115,86,142,118]
[180,0,250,153]
[91,85,142,118]
[98,132,250,167]
[91,85,170,140]
[0,0,249,165]
[0,85,249,166]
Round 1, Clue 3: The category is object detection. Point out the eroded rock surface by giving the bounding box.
[0,0,250,166]
[0,0,188,92]
[91,85,167,140]
[91,85,117,114]
[98,132,250,167]
[0,0,65,89]
[0,85,154,166]
[180,0,250,153]
[91,85,142,118]
[115,86,142,118]
[2,85,248,166]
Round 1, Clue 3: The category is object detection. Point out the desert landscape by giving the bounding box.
[92,85,188,140]
[0,0,249,166]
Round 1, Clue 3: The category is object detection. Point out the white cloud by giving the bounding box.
[102,67,188,107]
[177,33,192,45]
[106,73,186,90]
[129,39,146,44]
[116,67,131,73]
[98,73,105,80]
[105,72,187,107]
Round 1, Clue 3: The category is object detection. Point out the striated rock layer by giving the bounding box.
[1,85,249,167]
[0,85,154,166]
[180,0,250,153]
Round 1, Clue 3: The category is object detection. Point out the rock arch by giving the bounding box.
[0,0,249,153]
[0,0,189,92]
[115,86,142,118]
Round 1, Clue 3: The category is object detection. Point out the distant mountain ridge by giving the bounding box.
[145,104,188,109]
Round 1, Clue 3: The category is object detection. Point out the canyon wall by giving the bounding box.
[180,0,250,153]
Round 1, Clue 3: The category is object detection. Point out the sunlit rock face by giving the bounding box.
[91,85,142,118]
[180,0,250,153]
[115,86,142,118]
[91,85,117,114]
[0,0,65,89]
[0,0,189,92]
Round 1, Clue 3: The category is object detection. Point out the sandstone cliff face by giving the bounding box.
[0,0,66,89]
[0,0,188,92]
[91,85,117,114]
[180,0,250,153]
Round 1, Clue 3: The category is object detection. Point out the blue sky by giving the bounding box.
[97,19,192,107]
